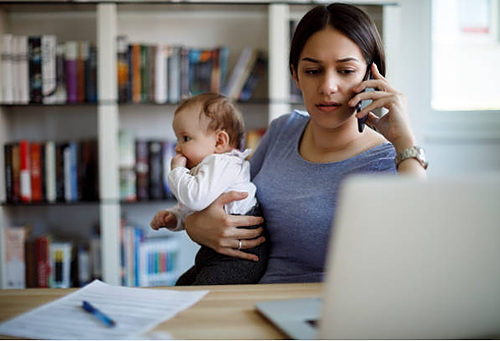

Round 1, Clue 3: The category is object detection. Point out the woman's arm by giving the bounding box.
[184,191,265,261]
[351,63,427,178]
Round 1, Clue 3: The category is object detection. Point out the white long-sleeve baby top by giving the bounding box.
[167,149,257,231]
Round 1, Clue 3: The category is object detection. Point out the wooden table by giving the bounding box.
[0,283,322,339]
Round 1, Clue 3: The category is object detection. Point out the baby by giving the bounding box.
[152,92,268,285]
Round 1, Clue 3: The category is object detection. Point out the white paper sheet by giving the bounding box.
[0,279,208,340]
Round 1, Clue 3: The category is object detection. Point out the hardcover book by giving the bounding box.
[28,36,43,104]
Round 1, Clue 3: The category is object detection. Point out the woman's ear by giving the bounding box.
[214,130,230,153]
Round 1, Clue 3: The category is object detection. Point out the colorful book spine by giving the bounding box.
[41,35,57,104]
[54,44,67,103]
[29,141,43,202]
[148,140,164,200]
[36,236,50,288]
[4,143,14,203]
[117,36,130,103]
[64,41,78,103]
[135,140,149,200]
[49,242,72,288]
[19,139,32,202]
[28,36,43,104]
[4,226,27,289]
[77,41,88,103]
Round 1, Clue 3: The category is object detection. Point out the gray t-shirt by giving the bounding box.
[251,110,397,283]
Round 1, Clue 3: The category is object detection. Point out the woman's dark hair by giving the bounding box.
[289,3,386,78]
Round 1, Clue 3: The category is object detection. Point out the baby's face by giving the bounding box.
[172,105,218,169]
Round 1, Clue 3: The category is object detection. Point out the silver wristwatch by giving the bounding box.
[395,146,428,170]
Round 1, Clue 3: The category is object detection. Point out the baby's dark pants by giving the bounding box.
[175,205,268,285]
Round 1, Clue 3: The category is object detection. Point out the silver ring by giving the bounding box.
[238,240,242,250]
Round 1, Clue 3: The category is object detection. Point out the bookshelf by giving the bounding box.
[0,0,397,289]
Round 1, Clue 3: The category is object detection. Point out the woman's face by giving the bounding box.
[293,27,368,131]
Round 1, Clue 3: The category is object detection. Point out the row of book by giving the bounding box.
[117,36,267,104]
[119,131,176,202]
[4,222,180,289]
[0,34,97,105]
[4,225,101,289]
[3,139,99,204]
[121,221,179,287]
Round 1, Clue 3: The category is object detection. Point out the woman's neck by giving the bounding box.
[299,118,384,163]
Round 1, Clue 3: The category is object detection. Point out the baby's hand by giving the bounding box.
[150,210,177,230]
[171,153,187,169]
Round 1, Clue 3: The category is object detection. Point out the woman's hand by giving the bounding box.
[184,191,265,261]
[350,63,427,177]
[351,63,416,150]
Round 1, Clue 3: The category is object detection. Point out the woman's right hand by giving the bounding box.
[184,191,265,261]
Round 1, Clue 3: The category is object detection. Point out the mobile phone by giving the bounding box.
[356,68,375,133]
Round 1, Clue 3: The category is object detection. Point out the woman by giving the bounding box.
[151,3,427,283]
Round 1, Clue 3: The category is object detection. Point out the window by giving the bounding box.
[432,0,500,111]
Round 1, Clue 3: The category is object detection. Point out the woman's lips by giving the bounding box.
[316,102,341,112]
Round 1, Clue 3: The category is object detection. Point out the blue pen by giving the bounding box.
[82,300,117,327]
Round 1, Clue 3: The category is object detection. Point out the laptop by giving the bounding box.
[256,174,500,339]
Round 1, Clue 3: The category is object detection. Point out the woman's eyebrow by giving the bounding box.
[300,56,361,64]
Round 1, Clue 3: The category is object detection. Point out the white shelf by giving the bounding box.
[0,1,395,288]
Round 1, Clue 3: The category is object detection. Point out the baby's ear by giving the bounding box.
[215,130,230,152]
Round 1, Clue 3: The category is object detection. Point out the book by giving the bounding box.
[28,36,43,104]
[79,139,99,201]
[148,140,164,200]
[19,139,32,202]
[86,45,98,103]
[63,141,78,202]
[224,47,259,100]
[54,44,67,103]
[139,237,179,287]
[41,35,57,104]
[55,142,66,202]
[4,226,27,288]
[36,235,51,288]
[135,140,149,201]
[75,244,91,287]
[140,44,150,103]
[154,44,168,104]
[117,36,130,103]
[1,34,14,104]
[64,41,78,103]
[4,143,14,203]
[24,237,38,288]
[77,41,89,103]
[168,46,181,104]
[29,141,43,202]
[44,140,57,203]
[17,35,30,104]
[239,51,267,101]
[131,43,141,103]
[49,242,72,288]
[11,142,21,203]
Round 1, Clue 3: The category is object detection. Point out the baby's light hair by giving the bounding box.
[175,93,246,150]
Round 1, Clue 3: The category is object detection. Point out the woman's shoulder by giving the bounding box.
[269,110,309,134]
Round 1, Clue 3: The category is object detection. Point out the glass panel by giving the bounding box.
[432,0,500,111]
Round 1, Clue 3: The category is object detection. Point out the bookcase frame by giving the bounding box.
[0,0,400,288]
